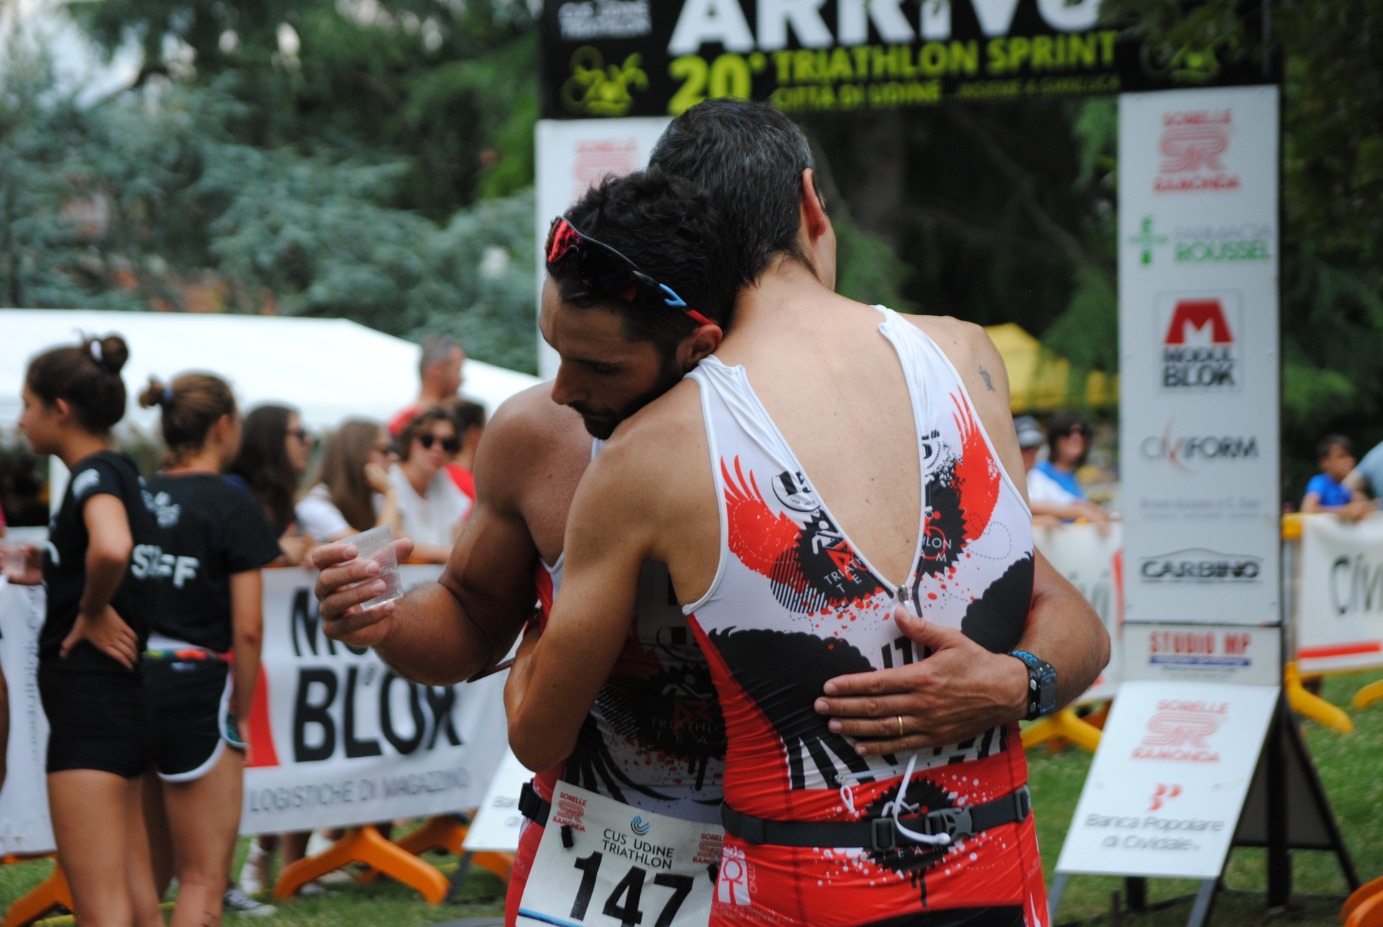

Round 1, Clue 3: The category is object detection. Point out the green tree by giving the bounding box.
[68,0,538,217]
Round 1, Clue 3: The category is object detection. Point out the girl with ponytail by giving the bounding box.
[16,333,160,925]
[134,372,280,924]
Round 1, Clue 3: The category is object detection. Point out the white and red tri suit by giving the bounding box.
[683,307,1047,927]
[505,440,728,926]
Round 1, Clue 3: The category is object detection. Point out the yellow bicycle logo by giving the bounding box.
[561,47,649,117]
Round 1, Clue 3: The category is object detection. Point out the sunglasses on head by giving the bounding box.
[418,433,460,454]
[545,216,716,327]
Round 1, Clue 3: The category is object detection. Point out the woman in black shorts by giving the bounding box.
[135,373,281,925]
[16,334,159,925]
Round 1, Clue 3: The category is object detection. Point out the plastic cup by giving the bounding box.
[343,525,402,610]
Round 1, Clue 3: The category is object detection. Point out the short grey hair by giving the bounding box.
[418,333,461,377]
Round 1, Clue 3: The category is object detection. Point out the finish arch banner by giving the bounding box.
[0,566,510,854]
[539,0,1272,120]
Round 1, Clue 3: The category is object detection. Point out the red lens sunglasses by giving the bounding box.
[545,216,716,327]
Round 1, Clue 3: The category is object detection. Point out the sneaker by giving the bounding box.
[296,881,338,898]
[223,886,278,917]
[237,839,270,896]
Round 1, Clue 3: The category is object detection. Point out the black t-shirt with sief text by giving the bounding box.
[139,473,282,654]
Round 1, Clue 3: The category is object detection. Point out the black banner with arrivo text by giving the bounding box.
[539,0,1273,119]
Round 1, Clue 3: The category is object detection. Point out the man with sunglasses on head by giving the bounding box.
[504,98,1108,927]
[313,168,739,926]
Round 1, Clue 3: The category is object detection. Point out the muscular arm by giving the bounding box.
[316,388,574,686]
[815,319,1110,753]
[505,434,656,773]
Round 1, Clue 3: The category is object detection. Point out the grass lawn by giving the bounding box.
[3,670,1380,925]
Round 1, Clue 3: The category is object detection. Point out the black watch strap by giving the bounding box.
[1009,650,1058,721]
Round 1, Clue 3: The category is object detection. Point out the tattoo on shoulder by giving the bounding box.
[979,366,995,392]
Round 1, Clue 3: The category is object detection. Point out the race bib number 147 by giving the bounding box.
[517,782,723,927]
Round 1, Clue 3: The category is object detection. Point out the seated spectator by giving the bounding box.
[226,404,315,565]
[390,407,471,562]
[297,419,401,543]
[1304,434,1374,520]
[1026,410,1111,532]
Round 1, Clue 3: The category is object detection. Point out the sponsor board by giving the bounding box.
[536,117,672,378]
[0,566,512,853]
[1123,624,1281,685]
[241,565,509,834]
[1056,680,1278,879]
[1295,513,1383,674]
[462,749,530,853]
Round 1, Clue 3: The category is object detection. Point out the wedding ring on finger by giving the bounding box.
[897,715,905,737]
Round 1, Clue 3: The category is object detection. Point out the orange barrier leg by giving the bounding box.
[1351,679,1383,710]
[1,858,72,927]
[1285,661,1354,733]
[392,814,513,882]
[355,815,513,887]
[273,824,448,904]
[1021,706,1103,753]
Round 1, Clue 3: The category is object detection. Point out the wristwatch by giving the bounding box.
[1009,650,1058,721]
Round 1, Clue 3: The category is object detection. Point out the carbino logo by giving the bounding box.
[1139,548,1263,583]
[1140,421,1259,473]
[1156,293,1242,392]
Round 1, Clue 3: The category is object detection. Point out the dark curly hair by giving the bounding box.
[548,166,738,356]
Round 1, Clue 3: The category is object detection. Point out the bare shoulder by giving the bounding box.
[567,377,718,598]
[474,383,588,508]
[596,380,704,479]
[906,314,998,368]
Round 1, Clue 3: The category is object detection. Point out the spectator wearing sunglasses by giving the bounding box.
[1026,409,1111,531]
[389,407,471,562]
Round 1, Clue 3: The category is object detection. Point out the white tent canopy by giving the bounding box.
[0,309,541,441]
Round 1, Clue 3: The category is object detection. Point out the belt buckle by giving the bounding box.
[923,807,973,840]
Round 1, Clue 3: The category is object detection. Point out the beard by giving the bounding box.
[572,353,685,440]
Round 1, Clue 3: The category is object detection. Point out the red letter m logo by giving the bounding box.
[1165,299,1232,345]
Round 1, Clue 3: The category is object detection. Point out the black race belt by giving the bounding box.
[518,780,552,828]
[721,784,1031,852]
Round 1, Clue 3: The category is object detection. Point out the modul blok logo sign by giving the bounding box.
[1157,294,1241,391]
